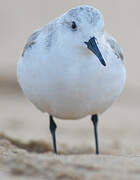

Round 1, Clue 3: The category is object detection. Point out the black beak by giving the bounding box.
[84,37,106,66]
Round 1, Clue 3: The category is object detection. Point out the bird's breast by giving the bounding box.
[17,54,126,119]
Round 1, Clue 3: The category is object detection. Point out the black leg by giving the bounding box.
[49,115,57,154]
[91,114,99,154]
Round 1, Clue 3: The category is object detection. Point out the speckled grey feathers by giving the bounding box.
[22,30,41,56]
[22,5,123,62]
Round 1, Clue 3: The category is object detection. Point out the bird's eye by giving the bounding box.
[71,21,77,30]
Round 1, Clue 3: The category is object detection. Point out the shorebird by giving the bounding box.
[17,5,126,154]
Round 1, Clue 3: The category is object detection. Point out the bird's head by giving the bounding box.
[55,5,106,66]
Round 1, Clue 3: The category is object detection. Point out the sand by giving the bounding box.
[0,131,140,180]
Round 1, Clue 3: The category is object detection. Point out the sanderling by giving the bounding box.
[17,5,126,154]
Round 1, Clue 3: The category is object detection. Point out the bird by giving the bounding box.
[17,5,126,154]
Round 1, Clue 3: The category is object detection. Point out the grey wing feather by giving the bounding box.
[22,29,41,57]
[105,32,124,61]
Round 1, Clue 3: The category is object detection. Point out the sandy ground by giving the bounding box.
[0,135,140,180]
[1,0,140,179]
[1,137,140,180]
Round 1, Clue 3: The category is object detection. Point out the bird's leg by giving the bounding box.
[91,114,99,154]
[49,115,57,154]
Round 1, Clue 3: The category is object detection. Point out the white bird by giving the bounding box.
[17,5,126,154]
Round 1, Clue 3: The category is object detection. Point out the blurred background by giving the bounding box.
[0,0,140,154]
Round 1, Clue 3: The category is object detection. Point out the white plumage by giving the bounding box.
[17,5,126,120]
